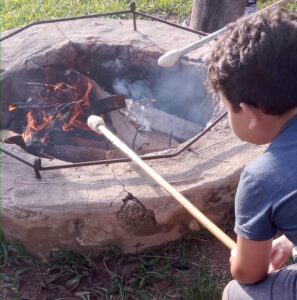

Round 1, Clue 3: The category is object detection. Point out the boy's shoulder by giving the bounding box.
[235,116,297,242]
[242,115,297,192]
[240,153,276,196]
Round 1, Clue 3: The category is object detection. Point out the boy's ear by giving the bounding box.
[239,103,259,129]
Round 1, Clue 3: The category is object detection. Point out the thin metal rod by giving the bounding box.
[37,112,227,171]
[0,10,131,42]
[0,6,208,42]
[130,2,137,31]
[132,131,138,151]
[0,146,35,168]
[0,3,229,172]
[169,131,173,147]
[135,11,208,36]
[0,112,227,173]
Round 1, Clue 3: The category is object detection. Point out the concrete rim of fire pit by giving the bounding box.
[1,18,264,260]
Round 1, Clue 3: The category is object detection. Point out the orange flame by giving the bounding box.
[8,104,18,112]
[62,80,93,132]
[19,75,100,146]
[22,111,53,143]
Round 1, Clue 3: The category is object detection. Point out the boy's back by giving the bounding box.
[235,115,297,244]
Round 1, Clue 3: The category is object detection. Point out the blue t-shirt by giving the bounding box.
[235,115,297,244]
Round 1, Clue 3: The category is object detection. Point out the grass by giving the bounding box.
[258,0,297,10]
[0,230,231,300]
[2,0,297,32]
[182,267,227,300]
[0,232,36,297]
[1,0,192,31]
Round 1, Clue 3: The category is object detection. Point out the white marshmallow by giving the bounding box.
[158,49,182,68]
[87,115,105,133]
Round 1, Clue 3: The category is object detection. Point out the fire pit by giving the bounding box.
[1,11,263,260]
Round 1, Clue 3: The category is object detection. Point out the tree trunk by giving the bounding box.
[190,0,247,33]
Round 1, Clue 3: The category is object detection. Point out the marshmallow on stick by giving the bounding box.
[158,0,293,68]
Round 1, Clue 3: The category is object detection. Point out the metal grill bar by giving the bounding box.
[1,112,227,179]
[0,2,224,179]
[0,2,207,43]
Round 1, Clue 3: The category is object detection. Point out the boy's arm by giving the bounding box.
[230,235,272,284]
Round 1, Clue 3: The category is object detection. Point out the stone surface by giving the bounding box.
[1,134,264,260]
[1,17,265,260]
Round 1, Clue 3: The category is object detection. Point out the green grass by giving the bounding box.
[0,232,36,297]
[181,267,228,300]
[1,0,193,31]
[0,230,231,300]
[258,0,297,11]
[2,0,296,32]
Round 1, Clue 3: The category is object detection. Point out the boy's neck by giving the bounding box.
[266,107,297,141]
[277,107,297,129]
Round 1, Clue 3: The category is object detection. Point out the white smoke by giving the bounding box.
[113,78,152,101]
[112,63,214,131]
[113,79,154,132]
[120,99,151,132]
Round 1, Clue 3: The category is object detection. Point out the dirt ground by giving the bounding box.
[0,228,234,300]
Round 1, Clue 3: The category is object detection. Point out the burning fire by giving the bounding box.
[61,80,92,132]
[22,111,54,144]
[9,70,101,146]
[8,104,18,112]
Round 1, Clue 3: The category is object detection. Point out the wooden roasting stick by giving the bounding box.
[158,0,294,68]
[88,115,236,250]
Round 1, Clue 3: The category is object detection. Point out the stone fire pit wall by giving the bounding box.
[1,17,264,260]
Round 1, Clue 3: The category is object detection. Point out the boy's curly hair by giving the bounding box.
[207,7,297,115]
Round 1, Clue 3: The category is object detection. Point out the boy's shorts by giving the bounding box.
[223,263,297,300]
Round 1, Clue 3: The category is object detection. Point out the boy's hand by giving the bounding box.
[229,247,237,264]
[269,235,293,272]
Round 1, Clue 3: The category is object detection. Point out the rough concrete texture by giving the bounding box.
[1,18,265,260]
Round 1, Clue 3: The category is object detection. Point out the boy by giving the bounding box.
[206,7,297,299]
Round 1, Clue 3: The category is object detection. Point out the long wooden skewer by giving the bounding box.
[88,115,236,250]
[158,0,294,68]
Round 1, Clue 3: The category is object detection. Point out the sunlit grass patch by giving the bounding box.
[259,0,297,11]
[2,0,296,31]
[180,253,230,300]
[2,0,193,31]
